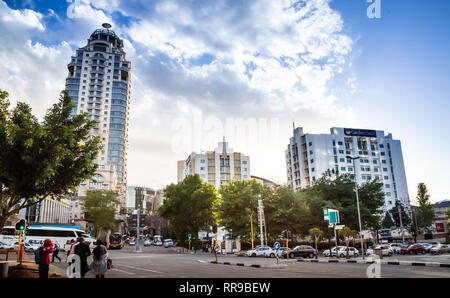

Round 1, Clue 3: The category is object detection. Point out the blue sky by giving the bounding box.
[0,0,449,203]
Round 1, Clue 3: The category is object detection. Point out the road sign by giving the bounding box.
[335,225,345,230]
[274,242,280,251]
[323,208,329,218]
[328,209,340,224]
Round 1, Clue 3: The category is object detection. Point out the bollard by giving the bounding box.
[0,262,9,278]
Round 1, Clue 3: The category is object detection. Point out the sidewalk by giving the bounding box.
[1,249,66,278]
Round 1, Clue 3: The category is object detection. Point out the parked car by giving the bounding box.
[27,240,43,251]
[144,239,152,247]
[9,242,35,252]
[430,243,450,254]
[0,241,10,249]
[163,239,174,248]
[129,238,136,246]
[323,246,346,257]
[388,243,405,254]
[281,245,317,259]
[366,245,393,256]
[262,247,276,258]
[401,244,426,255]
[418,243,433,252]
[337,247,360,258]
[245,246,271,257]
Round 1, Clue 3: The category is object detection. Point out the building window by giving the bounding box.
[383,168,388,172]
[200,159,205,163]
[341,167,346,171]
[310,159,314,163]
[208,160,213,164]
[384,176,389,180]
[381,152,385,156]
[200,167,205,171]
[311,168,315,172]
[242,161,248,164]
[339,150,344,154]
[382,160,387,164]
[340,158,345,162]
[309,142,312,147]
[338,141,343,146]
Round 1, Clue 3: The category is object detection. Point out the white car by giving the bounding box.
[245,246,271,257]
[163,239,174,248]
[337,247,359,258]
[388,243,404,254]
[323,246,346,257]
[430,243,450,254]
[129,239,136,246]
[9,242,35,252]
[144,240,152,246]
[366,245,393,256]
[263,248,279,258]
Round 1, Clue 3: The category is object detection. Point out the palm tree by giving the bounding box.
[338,227,358,259]
[309,228,324,259]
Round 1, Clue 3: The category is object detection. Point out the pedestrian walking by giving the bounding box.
[52,242,61,262]
[74,237,91,278]
[39,239,54,279]
[90,240,108,278]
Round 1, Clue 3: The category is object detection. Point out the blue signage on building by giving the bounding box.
[344,128,377,137]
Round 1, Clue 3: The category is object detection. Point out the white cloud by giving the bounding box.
[0,0,356,189]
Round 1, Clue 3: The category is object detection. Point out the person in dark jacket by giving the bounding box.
[74,237,91,278]
[39,239,54,278]
[52,242,61,262]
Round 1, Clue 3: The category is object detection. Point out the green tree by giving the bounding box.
[381,212,395,229]
[302,171,384,242]
[389,201,411,227]
[263,185,307,242]
[338,226,358,259]
[414,183,435,236]
[0,90,100,230]
[308,228,324,259]
[216,179,264,242]
[159,175,218,246]
[82,190,120,239]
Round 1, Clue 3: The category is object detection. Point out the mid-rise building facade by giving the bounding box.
[65,23,131,207]
[179,141,251,189]
[18,198,71,224]
[286,127,410,211]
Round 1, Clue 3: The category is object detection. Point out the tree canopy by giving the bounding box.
[0,89,101,230]
[159,174,218,244]
[82,190,120,238]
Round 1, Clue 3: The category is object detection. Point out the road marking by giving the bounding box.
[117,263,165,274]
[111,268,135,275]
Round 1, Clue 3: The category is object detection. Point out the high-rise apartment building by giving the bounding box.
[286,127,410,211]
[179,141,251,189]
[65,24,130,207]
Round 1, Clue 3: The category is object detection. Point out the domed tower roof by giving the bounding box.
[89,23,124,49]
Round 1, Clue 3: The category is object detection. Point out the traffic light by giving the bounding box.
[15,219,26,231]
[212,224,217,233]
[188,234,191,240]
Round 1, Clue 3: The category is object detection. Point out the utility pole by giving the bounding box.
[135,187,143,252]
[347,155,365,259]
[250,215,254,250]
[397,199,405,244]
[258,196,264,247]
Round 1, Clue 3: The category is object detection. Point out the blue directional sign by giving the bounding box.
[274,242,280,251]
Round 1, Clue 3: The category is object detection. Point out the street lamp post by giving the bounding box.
[347,155,365,259]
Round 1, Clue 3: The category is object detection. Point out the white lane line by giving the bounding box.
[111,268,136,275]
[117,264,165,274]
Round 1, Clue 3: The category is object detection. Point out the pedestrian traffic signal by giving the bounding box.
[212,224,217,233]
[15,219,26,231]
[188,234,191,240]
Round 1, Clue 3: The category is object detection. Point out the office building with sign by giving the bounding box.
[178,140,251,190]
[286,126,410,211]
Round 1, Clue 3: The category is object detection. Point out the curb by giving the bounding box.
[295,258,450,268]
[209,260,286,269]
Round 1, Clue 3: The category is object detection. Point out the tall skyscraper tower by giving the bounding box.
[65,23,130,210]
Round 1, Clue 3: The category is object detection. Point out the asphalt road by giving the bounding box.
[45,246,450,278]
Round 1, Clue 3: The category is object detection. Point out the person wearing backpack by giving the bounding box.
[38,239,54,278]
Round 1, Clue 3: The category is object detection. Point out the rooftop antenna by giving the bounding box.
[223,136,227,156]
[293,121,295,134]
